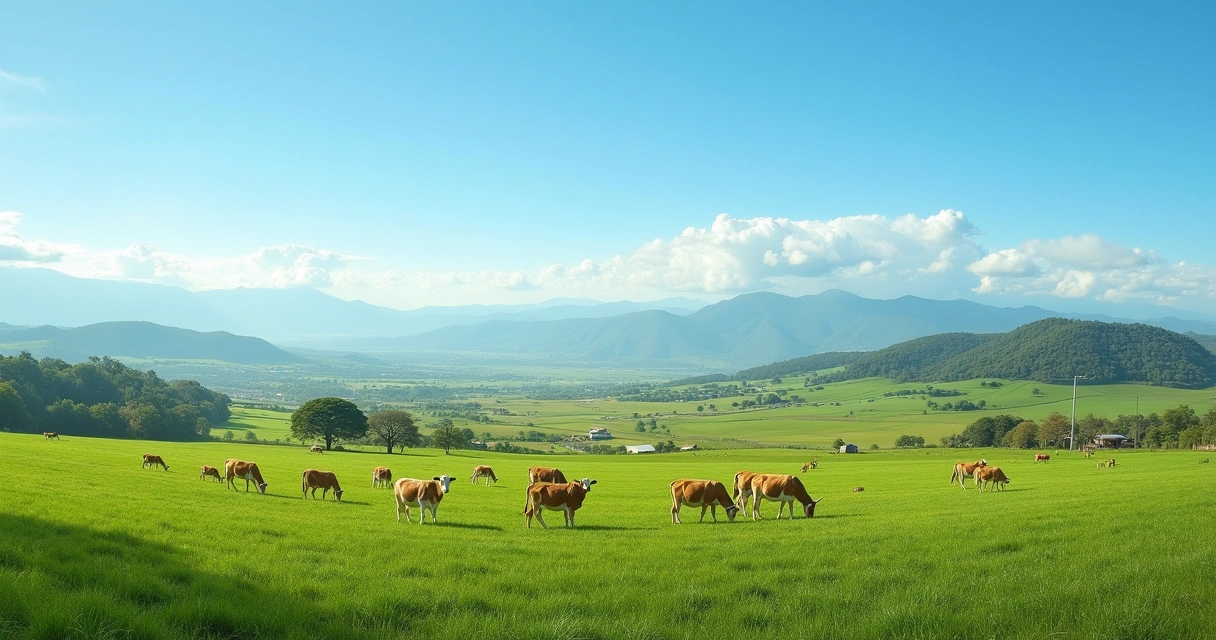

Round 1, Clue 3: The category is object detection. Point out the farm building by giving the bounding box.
[588,428,613,440]
[625,444,656,454]
[840,443,859,454]
[680,444,698,451]
[1093,434,1133,448]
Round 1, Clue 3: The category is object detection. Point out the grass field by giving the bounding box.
[2,433,1214,639]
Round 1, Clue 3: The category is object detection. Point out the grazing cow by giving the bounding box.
[800,462,812,473]
[976,466,1010,492]
[528,466,567,484]
[949,460,988,489]
[199,465,223,482]
[309,444,324,454]
[732,471,761,517]
[1097,459,1116,469]
[372,466,392,488]
[670,479,739,524]
[749,474,820,520]
[1083,449,1094,459]
[394,475,454,524]
[142,454,169,471]
[470,465,498,485]
[43,432,60,440]
[225,458,268,493]
[853,487,865,492]
[1034,454,1050,463]
[302,469,344,501]
[524,478,597,529]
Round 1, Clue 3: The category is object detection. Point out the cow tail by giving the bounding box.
[301,471,307,494]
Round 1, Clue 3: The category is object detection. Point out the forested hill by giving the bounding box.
[0,353,231,440]
[814,319,1216,388]
[733,352,866,381]
[0,321,304,365]
[1187,332,1216,356]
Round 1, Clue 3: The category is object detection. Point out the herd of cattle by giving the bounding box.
[69,440,1123,527]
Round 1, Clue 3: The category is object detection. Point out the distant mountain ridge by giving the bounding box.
[0,321,304,365]
[0,266,705,340]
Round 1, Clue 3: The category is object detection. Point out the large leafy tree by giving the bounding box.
[291,397,368,450]
[0,381,33,432]
[431,423,468,455]
[367,410,420,454]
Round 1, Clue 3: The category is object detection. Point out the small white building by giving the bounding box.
[588,428,613,440]
[680,444,698,451]
[840,443,859,454]
[626,444,656,454]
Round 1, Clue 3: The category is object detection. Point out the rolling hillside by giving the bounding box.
[0,322,305,365]
[815,319,1216,388]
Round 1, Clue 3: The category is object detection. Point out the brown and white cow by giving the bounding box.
[142,454,169,471]
[976,466,1010,492]
[1034,454,1050,463]
[524,478,597,529]
[200,465,223,482]
[528,466,567,484]
[670,479,739,524]
[302,469,343,501]
[749,474,820,520]
[800,462,812,473]
[732,470,761,517]
[225,458,268,494]
[43,432,60,440]
[372,466,392,489]
[394,475,454,524]
[471,465,498,485]
[309,444,324,454]
[949,460,988,489]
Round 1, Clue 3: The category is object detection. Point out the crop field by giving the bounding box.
[2,433,1214,639]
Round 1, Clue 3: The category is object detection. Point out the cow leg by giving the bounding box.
[534,510,548,529]
[568,509,576,529]
[752,496,762,521]
[672,503,681,524]
[429,503,437,523]
[699,505,707,522]
[710,505,717,523]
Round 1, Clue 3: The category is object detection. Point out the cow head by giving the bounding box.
[724,503,740,521]
[580,478,597,491]
[433,475,454,493]
[804,496,822,518]
[979,459,988,466]
[334,489,344,501]
[256,482,268,494]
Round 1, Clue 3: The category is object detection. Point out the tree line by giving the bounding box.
[937,404,1216,449]
[0,352,231,440]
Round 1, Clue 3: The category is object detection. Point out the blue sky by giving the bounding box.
[2,2,1214,314]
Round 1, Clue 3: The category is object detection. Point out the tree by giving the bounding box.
[832,438,845,449]
[431,424,468,454]
[635,423,647,433]
[290,397,368,451]
[1003,420,1039,449]
[960,415,1023,447]
[367,410,420,454]
[1038,412,1070,448]
[244,430,258,442]
[223,430,235,442]
[894,434,925,448]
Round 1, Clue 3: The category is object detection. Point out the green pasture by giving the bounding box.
[2,433,1214,639]
[212,407,294,442]
[402,377,1216,449]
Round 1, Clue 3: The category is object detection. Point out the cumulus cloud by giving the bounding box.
[0,211,64,262]
[966,234,1216,306]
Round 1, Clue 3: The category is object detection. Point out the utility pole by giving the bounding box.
[1070,375,1087,452]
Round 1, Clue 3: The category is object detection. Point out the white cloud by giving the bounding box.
[3,209,1215,314]
[0,69,47,92]
[0,211,64,262]
[965,234,1216,307]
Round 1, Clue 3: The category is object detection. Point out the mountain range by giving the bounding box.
[4,266,1216,370]
[0,266,704,340]
[0,322,302,365]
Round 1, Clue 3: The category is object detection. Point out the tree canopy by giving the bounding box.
[366,409,420,454]
[290,397,368,450]
[431,423,468,454]
[0,352,229,440]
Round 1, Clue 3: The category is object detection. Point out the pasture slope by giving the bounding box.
[2,434,1215,639]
